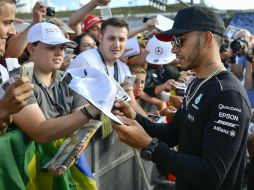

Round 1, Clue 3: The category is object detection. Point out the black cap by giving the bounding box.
[162,6,225,37]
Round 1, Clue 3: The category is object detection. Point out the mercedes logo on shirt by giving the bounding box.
[155,47,163,55]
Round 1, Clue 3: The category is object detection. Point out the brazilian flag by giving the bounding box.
[0,128,97,190]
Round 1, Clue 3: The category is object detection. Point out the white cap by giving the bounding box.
[27,22,77,48]
[146,35,175,65]
[63,67,123,125]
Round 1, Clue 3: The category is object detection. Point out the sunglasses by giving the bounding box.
[171,36,187,48]
[171,33,197,48]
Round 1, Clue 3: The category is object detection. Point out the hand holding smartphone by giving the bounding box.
[99,5,112,20]
[123,75,136,86]
[20,62,34,82]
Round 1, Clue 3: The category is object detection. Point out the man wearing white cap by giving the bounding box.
[11,22,102,188]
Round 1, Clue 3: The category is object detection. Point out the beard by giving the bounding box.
[182,38,202,71]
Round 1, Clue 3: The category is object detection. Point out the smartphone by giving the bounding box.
[20,62,34,82]
[147,114,165,123]
[143,17,152,23]
[14,21,30,32]
[99,5,112,20]
[65,48,74,56]
[123,75,136,86]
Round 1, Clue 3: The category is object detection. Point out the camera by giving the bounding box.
[143,17,152,23]
[230,39,247,54]
[220,43,229,53]
[220,38,230,53]
[46,6,55,17]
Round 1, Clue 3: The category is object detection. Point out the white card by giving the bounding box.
[122,36,140,58]
[156,14,174,32]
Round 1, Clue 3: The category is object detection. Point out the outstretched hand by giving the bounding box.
[113,116,152,149]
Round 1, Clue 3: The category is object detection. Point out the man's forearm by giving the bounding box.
[68,0,98,36]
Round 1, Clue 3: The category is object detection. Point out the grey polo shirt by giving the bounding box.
[28,70,87,119]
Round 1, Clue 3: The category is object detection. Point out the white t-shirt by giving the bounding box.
[0,64,9,83]
[68,48,131,84]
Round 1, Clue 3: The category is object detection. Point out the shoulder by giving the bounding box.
[69,48,100,69]
[213,71,246,94]
[208,71,251,113]
[75,48,98,59]
[116,60,130,71]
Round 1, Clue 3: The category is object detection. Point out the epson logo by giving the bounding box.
[219,112,238,121]
[214,120,239,128]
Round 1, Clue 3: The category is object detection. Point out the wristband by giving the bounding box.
[81,105,94,119]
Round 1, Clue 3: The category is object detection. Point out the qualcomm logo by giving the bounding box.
[218,104,241,113]
[195,94,203,104]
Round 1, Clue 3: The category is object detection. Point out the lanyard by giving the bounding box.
[97,49,119,82]
[34,75,67,116]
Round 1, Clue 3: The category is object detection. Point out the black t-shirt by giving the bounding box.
[137,71,251,190]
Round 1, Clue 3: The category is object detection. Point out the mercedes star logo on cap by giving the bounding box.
[155,47,163,55]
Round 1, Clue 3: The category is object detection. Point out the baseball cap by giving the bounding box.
[27,22,77,48]
[81,15,102,32]
[63,67,123,125]
[161,6,225,37]
[146,35,175,65]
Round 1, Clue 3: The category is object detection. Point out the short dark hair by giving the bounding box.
[100,17,129,34]
[73,32,95,55]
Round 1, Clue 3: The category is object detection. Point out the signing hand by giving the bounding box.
[113,116,152,149]
[113,99,136,120]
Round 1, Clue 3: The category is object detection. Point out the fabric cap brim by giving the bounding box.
[156,28,193,42]
[41,37,77,48]
[146,53,175,65]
